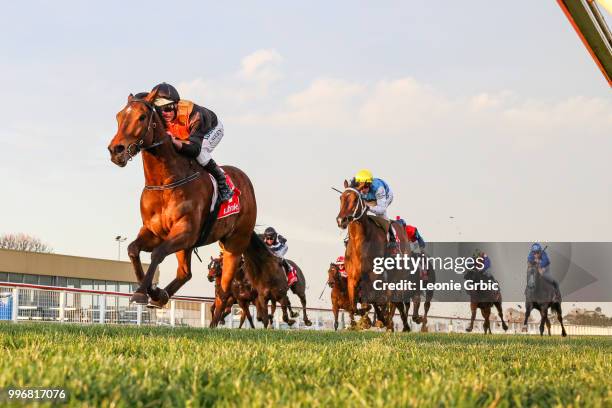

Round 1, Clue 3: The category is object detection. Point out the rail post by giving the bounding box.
[99,295,106,324]
[136,304,142,326]
[11,287,18,322]
[170,300,176,327]
[59,291,66,323]
[200,302,206,327]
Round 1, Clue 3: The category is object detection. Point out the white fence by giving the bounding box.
[1,282,611,335]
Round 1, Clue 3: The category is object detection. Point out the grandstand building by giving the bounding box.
[0,248,158,293]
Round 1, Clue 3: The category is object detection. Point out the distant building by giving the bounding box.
[0,248,159,293]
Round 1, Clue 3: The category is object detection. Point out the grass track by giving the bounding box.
[0,323,610,407]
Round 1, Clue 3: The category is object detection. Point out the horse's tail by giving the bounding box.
[244,231,274,278]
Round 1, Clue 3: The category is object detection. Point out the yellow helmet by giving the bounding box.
[354,169,373,183]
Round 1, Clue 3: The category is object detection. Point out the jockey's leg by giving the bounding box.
[196,122,233,202]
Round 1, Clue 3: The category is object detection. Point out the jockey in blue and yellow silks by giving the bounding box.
[351,169,394,219]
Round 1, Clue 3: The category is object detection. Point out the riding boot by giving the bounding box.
[204,159,233,202]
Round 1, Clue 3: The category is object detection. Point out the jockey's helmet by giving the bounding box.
[531,243,542,252]
[354,169,373,184]
[336,256,345,265]
[152,83,180,107]
[263,227,277,242]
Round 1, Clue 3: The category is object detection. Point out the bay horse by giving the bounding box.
[524,263,567,336]
[463,268,508,334]
[107,91,257,324]
[327,263,372,330]
[282,259,312,326]
[240,233,296,328]
[335,180,420,331]
[207,256,257,328]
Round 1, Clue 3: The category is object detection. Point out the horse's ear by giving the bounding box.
[210,256,213,261]
[127,93,134,103]
[144,87,159,104]
[343,179,349,189]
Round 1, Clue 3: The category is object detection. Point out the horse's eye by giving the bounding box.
[138,114,146,122]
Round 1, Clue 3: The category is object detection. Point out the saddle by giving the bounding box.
[367,215,401,247]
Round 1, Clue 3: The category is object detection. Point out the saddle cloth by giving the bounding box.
[368,215,400,244]
[209,173,241,219]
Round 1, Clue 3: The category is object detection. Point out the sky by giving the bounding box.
[0,1,611,315]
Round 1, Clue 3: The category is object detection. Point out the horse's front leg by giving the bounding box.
[149,249,193,308]
[466,303,477,332]
[127,227,161,304]
[130,224,194,305]
[411,293,422,324]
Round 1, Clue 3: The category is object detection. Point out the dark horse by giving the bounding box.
[524,263,567,337]
[207,256,257,328]
[327,263,372,330]
[108,91,258,326]
[336,181,424,331]
[463,268,508,334]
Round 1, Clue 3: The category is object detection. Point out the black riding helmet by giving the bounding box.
[264,227,277,241]
[151,83,180,107]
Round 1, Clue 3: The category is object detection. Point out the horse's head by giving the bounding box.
[327,263,339,287]
[207,256,222,282]
[107,90,161,167]
[336,179,365,229]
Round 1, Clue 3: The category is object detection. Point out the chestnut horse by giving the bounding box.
[107,91,256,324]
[335,180,419,331]
[207,256,257,328]
[463,268,508,334]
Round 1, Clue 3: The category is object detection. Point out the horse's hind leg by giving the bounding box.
[466,303,477,332]
[411,293,422,324]
[280,296,296,326]
[545,315,551,336]
[552,303,567,337]
[385,302,396,332]
[494,301,508,331]
[539,307,548,336]
[256,296,270,328]
[482,306,491,334]
[422,290,433,330]
[523,302,533,332]
[297,293,312,326]
[396,302,410,332]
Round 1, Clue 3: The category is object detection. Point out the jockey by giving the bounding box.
[528,243,559,291]
[351,169,394,219]
[395,217,426,253]
[335,256,348,278]
[472,248,493,279]
[263,227,297,286]
[151,82,233,202]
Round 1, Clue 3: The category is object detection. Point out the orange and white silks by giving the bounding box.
[166,100,195,140]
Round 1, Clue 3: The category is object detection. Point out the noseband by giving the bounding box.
[342,187,367,223]
[126,100,166,160]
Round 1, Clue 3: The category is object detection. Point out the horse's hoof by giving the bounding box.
[149,288,169,304]
[562,331,567,337]
[147,299,165,309]
[420,325,428,333]
[412,316,423,324]
[375,320,385,329]
[130,292,149,305]
[502,324,509,331]
[402,327,410,332]
[287,319,296,326]
[304,319,313,326]
[465,327,473,333]
[290,311,299,318]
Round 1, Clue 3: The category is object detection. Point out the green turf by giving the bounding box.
[0,323,610,407]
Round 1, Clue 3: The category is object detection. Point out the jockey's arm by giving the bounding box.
[174,106,218,158]
[367,185,389,216]
[540,251,550,268]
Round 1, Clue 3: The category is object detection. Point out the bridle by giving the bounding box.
[207,258,222,279]
[126,99,166,161]
[341,187,367,224]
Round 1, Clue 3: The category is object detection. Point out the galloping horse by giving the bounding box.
[463,268,508,334]
[107,91,257,322]
[327,263,372,330]
[524,264,567,336]
[207,256,257,328]
[335,180,420,331]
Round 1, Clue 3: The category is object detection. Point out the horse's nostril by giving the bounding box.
[113,145,125,154]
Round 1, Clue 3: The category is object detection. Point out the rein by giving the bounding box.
[126,99,165,161]
[343,187,368,223]
[126,99,201,191]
